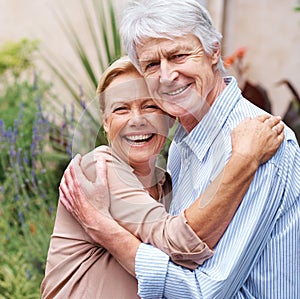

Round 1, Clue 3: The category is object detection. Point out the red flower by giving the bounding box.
[223,55,235,68]
[236,47,247,58]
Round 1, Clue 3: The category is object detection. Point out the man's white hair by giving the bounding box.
[120,0,225,74]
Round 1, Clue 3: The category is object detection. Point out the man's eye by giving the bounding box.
[171,54,187,60]
[144,61,159,71]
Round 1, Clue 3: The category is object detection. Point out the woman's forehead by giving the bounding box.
[104,76,150,102]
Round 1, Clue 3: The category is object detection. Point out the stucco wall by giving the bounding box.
[1,0,299,116]
[0,0,128,99]
[220,0,300,115]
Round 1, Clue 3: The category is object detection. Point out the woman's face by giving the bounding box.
[103,70,172,168]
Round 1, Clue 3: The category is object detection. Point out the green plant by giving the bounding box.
[0,94,72,297]
[0,252,39,299]
[0,89,76,298]
[0,39,60,154]
[45,0,123,148]
[0,38,75,298]
[0,38,39,79]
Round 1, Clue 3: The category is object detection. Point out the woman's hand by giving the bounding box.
[231,115,284,167]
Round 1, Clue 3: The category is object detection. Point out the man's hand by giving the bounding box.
[59,153,140,276]
[59,153,112,228]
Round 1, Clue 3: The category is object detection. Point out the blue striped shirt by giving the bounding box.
[135,77,300,298]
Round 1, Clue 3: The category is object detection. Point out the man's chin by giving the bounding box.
[159,100,188,115]
[159,105,185,118]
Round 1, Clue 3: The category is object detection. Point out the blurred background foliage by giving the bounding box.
[0,1,122,298]
[0,38,74,298]
[224,47,300,142]
[44,0,122,148]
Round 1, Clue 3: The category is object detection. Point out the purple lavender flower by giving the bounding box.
[18,211,24,224]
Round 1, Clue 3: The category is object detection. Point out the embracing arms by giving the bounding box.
[60,115,284,276]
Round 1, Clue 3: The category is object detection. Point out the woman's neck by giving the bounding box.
[131,159,159,200]
[133,162,156,188]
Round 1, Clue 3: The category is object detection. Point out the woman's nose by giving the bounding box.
[128,110,147,127]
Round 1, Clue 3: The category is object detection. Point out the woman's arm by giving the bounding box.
[185,115,284,248]
[60,115,284,270]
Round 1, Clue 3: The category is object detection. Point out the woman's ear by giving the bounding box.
[103,118,109,134]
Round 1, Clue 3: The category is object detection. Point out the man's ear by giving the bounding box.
[211,43,221,65]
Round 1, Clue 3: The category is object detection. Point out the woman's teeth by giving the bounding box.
[125,134,153,143]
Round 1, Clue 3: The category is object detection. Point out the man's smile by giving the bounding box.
[162,83,192,96]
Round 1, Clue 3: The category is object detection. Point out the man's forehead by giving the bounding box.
[137,36,199,60]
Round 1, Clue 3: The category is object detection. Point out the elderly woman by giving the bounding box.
[41,56,283,298]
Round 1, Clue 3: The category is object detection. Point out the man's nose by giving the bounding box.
[159,60,178,83]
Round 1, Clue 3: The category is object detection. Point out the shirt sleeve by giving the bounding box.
[135,139,300,298]
[81,146,213,269]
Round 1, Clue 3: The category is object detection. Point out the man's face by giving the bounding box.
[136,34,220,122]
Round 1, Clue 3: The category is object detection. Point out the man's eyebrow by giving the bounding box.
[163,47,181,56]
[139,56,159,64]
[165,45,194,56]
[138,46,193,64]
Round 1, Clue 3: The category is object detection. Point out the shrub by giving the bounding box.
[0,40,74,299]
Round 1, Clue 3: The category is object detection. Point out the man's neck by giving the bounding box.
[180,76,227,133]
[179,103,210,133]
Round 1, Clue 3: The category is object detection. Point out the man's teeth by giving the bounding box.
[166,85,188,96]
[126,134,153,142]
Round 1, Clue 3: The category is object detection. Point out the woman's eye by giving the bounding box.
[143,104,159,111]
[113,107,128,113]
[148,62,158,68]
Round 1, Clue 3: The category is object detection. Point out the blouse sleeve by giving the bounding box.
[81,146,214,269]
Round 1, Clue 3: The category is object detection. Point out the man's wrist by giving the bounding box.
[84,215,140,276]
[136,243,170,298]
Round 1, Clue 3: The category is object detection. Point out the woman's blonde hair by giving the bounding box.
[97,56,138,115]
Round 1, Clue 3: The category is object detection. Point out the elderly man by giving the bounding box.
[62,1,300,298]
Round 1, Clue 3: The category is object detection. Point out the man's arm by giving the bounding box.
[135,137,299,299]
[86,211,141,277]
[60,155,140,276]
[136,164,280,298]
[60,115,283,276]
